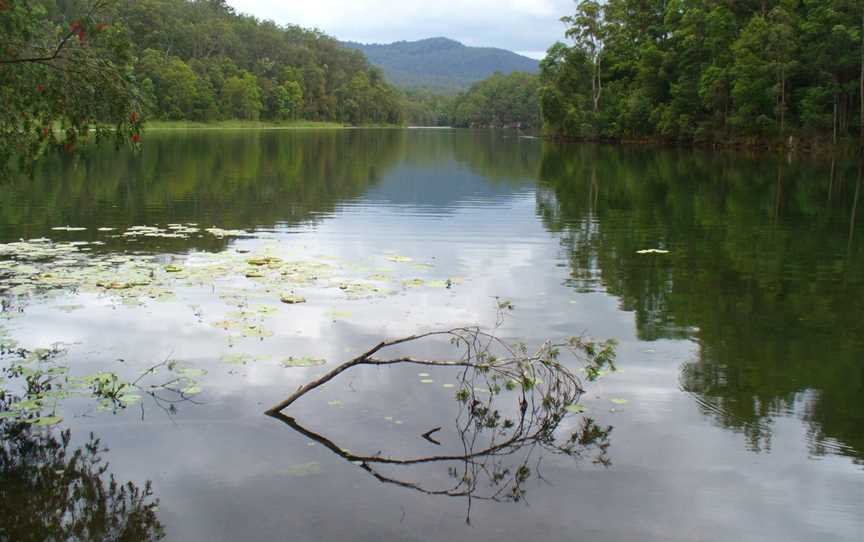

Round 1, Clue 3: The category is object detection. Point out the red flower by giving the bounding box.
[130,111,138,123]
[132,134,141,143]
[96,23,109,32]
[42,127,49,137]
[36,84,44,93]
[70,21,86,43]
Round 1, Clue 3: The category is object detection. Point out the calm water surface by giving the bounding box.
[0,129,862,541]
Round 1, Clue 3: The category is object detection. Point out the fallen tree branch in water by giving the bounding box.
[266,319,617,520]
[267,325,615,416]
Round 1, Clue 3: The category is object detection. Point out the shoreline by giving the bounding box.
[144,120,348,131]
[544,133,863,157]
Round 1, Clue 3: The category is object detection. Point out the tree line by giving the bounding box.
[540,0,864,145]
[402,71,541,129]
[0,0,405,172]
[112,0,404,124]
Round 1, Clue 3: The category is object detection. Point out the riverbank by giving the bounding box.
[145,120,347,131]
[545,132,863,156]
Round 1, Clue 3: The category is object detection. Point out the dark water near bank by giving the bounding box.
[0,129,862,541]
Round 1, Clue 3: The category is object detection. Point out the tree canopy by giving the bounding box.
[0,0,142,173]
[541,0,864,145]
[1,0,406,171]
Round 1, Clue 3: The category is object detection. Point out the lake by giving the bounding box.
[0,129,862,541]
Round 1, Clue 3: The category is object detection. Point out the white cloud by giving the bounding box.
[226,0,573,53]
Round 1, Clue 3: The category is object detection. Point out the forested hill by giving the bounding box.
[39,0,404,125]
[342,38,539,90]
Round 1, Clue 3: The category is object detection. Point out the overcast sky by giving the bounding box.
[226,0,575,59]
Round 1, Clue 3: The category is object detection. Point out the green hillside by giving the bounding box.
[343,37,539,91]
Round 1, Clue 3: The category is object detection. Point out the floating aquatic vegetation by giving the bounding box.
[0,231,464,351]
[247,256,282,266]
[280,461,321,477]
[205,228,253,238]
[636,249,670,255]
[386,255,413,263]
[0,346,207,426]
[281,357,326,368]
[221,353,270,365]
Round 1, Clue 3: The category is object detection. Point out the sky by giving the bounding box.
[226,0,576,59]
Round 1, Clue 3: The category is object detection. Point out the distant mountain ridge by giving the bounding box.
[342,37,540,91]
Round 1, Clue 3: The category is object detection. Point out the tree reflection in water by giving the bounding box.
[0,408,164,541]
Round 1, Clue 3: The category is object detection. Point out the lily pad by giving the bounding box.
[386,255,413,263]
[280,294,306,305]
[281,357,326,368]
[565,404,586,414]
[610,398,629,405]
[282,461,321,477]
[31,416,63,426]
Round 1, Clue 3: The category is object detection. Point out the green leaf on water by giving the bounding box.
[386,255,413,263]
[31,416,63,426]
[280,294,306,305]
[119,394,142,405]
[565,404,586,414]
[164,265,183,273]
[610,398,629,405]
[281,357,326,368]
[182,386,201,395]
[221,353,268,365]
[281,461,321,477]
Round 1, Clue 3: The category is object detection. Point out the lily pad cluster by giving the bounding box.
[0,345,207,427]
[0,234,463,334]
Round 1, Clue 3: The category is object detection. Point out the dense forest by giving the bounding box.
[2,0,403,127]
[450,72,541,129]
[5,0,863,169]
[117,0,403,125]
[540,0,864,145]
[401,72,541,129]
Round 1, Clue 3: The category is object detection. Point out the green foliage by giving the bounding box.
[450,72,541,129]
[543,0,864,143]
[0,0,142,174]
[1,0,405,170]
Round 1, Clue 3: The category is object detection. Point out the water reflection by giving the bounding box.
[538,144,864,462]
[267,328,613,523]
[0,407,164,541]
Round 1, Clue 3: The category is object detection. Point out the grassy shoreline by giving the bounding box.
[144,120,347,131]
